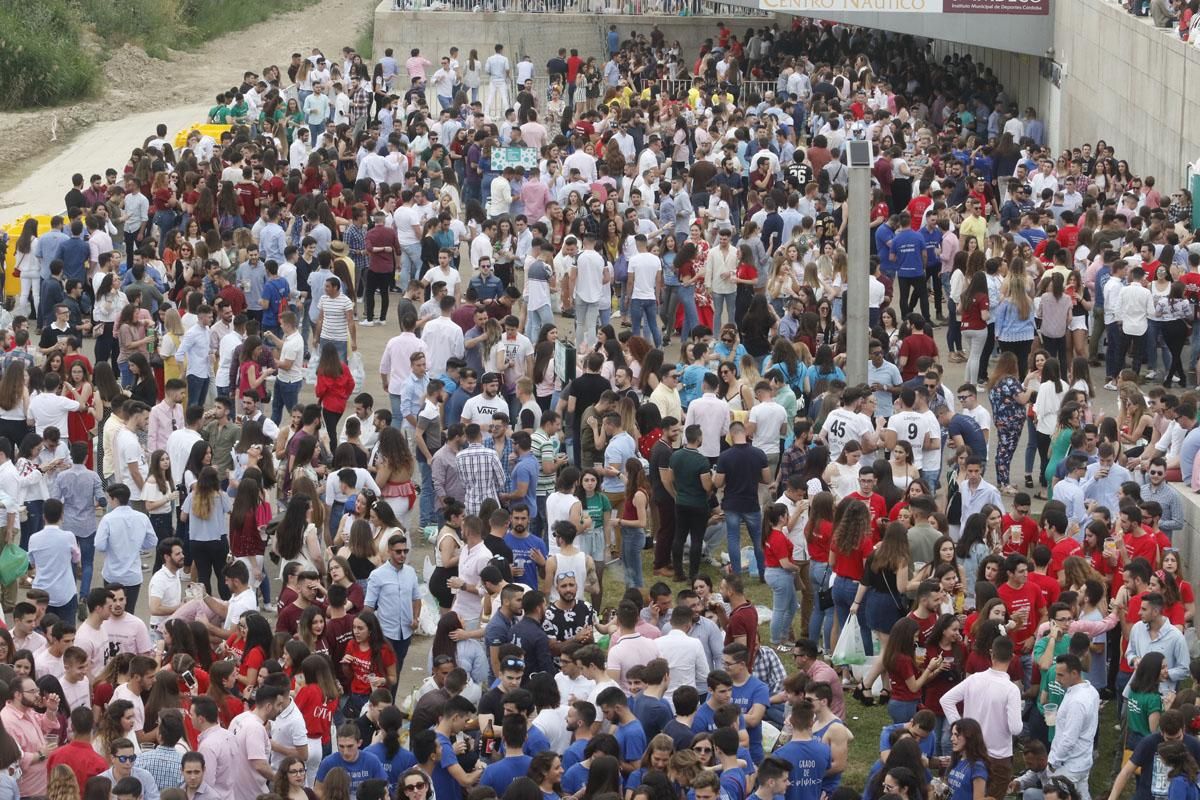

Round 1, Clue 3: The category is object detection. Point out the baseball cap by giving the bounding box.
[481,372,501,384]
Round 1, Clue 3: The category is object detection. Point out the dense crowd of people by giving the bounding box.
[2,12,1200,800]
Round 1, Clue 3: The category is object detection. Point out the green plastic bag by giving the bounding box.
[830,615,867,666]
[0,543,28,586]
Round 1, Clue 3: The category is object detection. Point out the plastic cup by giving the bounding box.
[44,734,58,749]
[1043,703,1058,726]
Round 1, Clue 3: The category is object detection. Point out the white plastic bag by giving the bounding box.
[830,615,867,666]
[349,351,365,391]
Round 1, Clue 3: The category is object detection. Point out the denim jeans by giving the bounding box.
[808,561,835,652]
[621,526,645,587]
[629,298,662,346]
[320,338,348,363]
[526,304,554,343]
[764,566,796,644]
[920,468,940,493]
[76,534,96,601]
[418,459,437,528]
[49,597,78,624]
[887,698,919,725]
[676,285,699,342]
[273,379,303,425]
[400,242,423,287]
[712,291,736,332]
[388,635,413,672]
[186,376,210,408]
[119,361,134,388]
[724,509,763,578]
[574,298,601,352]
[389,393,405,430]
[832,574,874,656]
[660,285,680,339]
[20,500,43,550]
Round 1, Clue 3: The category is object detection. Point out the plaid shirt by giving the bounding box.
[484,435,515,483]
[455,442,507,516]
[344,223,368,273]
[135,744,183,791]
[751,644,787,695]
[349,86,371,126]
[777,441,808,489]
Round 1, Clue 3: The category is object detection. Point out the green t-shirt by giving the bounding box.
[583,492,611,532]
[670,446,713,509]
[1127,689,1164,736]
[531,430,559,496]
[1032,633,1070,720]
[209,105,229,123]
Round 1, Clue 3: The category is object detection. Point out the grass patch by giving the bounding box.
[182,0,320,44]
[604,547,1126,795]
[0,0,98,108]
[355,16,375,60]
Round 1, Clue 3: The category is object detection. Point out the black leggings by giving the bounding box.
[192,537,231,600]
[978,324,996,384]
[1035,431,1053,488]
[323,408,342,449]
[1163,319,1189,387]
[999,338,1034,381]
[364,270,391,322]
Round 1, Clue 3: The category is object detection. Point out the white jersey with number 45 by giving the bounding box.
[820,407,873,460]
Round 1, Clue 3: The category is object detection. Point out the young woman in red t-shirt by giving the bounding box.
[831,498,878,670]
[958,271,991,388]
[1151,571,1188,630]
[206,660,245,728]
[964,599,1023,683]
[236,613,272,690]
[1163,550,1196,624]
[341,609,397,718]
[805,491,837,654]
[295,654,340,772]
[762,505,802,646]
[879,617,944,724]
[923,613,966,755]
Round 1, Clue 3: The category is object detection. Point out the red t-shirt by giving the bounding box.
[997,580,1045,651]
[960,293,989,331]
[1125,531,1162,569]
[47,739,108,791]
[923,644,961,717]
[1049,537,1082,577]
[764,528,792,569]
[1179,580,1195,605]
[808,520,833,564]
[832,534,876,583]
[897,334,939,380]
[1120,592,1146,673]
[1028,571,1062,607]
[239,644,266,679]
[343,640,397,695]
[220,695,245,728]
[909,611,938,648]
[1001,514,1041,557]
[964,648,1024,683]
[907,196,933,229]
[1166,603,1186,628]
[235,181,261,223]
[727,602,760,668]
[295,683,338,743]
[848,491,889,536]
[888,653,921,701]
[224,634,246,663]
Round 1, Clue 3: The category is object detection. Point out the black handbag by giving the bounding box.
[818,564,834,610]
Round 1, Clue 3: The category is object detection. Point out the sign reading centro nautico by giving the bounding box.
[757,0,1048,13]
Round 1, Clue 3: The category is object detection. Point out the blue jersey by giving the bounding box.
[481,756,532,795]
[731,677,771,763]
[775,738,832,800]
[947,758,989,800]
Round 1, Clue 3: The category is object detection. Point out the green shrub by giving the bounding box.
[0,0,97,108]
[77,0,187,53]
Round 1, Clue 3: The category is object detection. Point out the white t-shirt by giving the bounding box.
[29,393,80,436]
[628,252,661,300]
[63,675,91,712]
[748,400,788,456]
[554,672,596,705]
[573,250,607,304]
[148,566,182,631]
[422,265,461,297]
[393,206,421,246]
[112,681,147,731]
[225,587,258,629]
[461,393,507,427]
[278,332,305,383]
[887,410,939,469]
[114,428,147,501]
[820,407,873,460]
[217,331,245,390]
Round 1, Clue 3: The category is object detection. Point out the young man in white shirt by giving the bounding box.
[148,538,186,638]
[746,381,789,497]
[626,234,664,347]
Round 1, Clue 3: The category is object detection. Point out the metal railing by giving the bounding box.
[391,0,768,15]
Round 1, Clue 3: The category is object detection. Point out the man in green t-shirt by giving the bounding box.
[1032,601,1080,746]
[665,424,713,581]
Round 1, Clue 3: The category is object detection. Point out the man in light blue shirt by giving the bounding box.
[258,207,287,265]
[1126,592,1191,692]
[96,483,158,613]
[122,180,150,270]
[236,246,267,324]
[1051,456,1091,532]
[1179,424,1200,485]
[1083,443,1130,515]
[866,345,902,419]
[28,498,81,621]
[175,306,213,406]
[602,414,637,495]
[34,215,69,281]
[365,533,422,672]
[57,441,107,600]
[399,353,430,435]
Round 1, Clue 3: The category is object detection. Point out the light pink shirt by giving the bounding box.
[148,401,185,453]
[74,620,108,679]
[381,332,428,395]
[1,703,58,797]
[101,613,153,657]
[197,723,239,798]
[406,55,432,80]
[228,711,271,800]
[606,633,662,692]
[451,540,491,620]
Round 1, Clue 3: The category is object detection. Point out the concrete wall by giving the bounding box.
[373,4,777,81]
[936,0,1200,185]
[788,8,1051,55]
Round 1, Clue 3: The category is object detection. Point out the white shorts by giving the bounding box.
[1068,314,1088,332]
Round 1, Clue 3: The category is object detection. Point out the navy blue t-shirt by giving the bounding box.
[947,413,987,460]
[715,444,768,513]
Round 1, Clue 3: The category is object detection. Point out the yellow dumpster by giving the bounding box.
[173,123,231,151]
[2,215,54,298]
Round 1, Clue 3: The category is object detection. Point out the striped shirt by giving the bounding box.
[531,429,559,496]
[318,293,354,342]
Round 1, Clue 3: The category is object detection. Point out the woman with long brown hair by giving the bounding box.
[532,325,561,412]
[617,458,650,589]
[0,360,31,445]
[115,303,152,388]
[372,426,416,523]
[850,521,912,664]
[830,498,876,667]
[314,342,356,445]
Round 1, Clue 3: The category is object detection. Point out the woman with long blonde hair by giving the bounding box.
[47,764,80,800]
[159,307,186,388]
[372,427,416,522]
